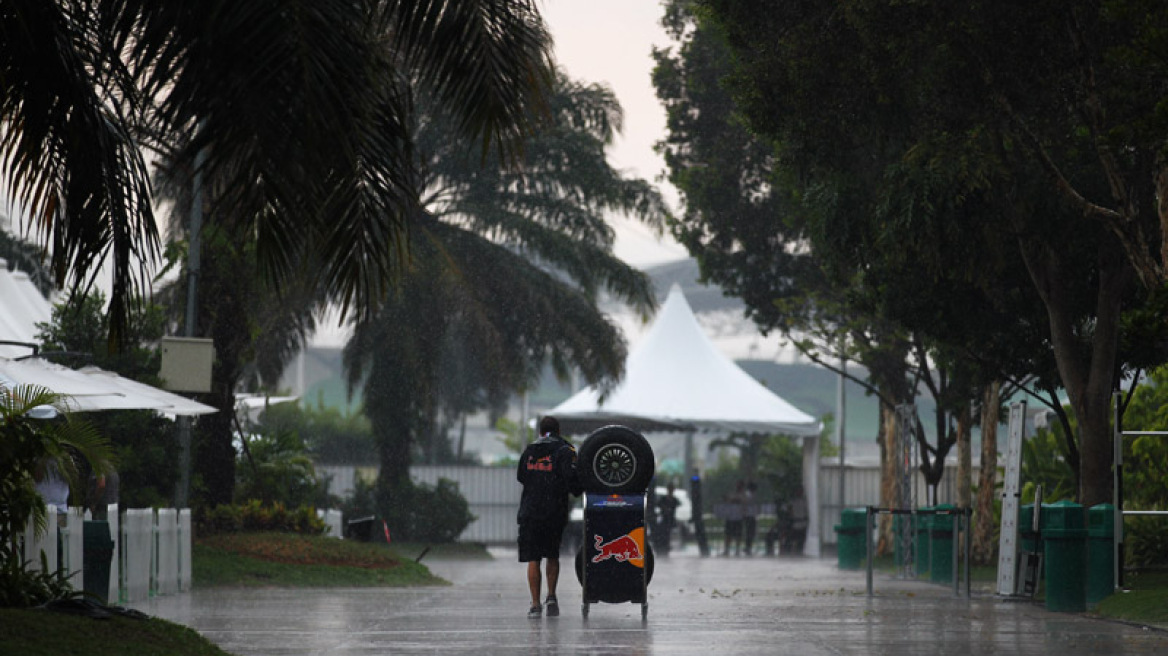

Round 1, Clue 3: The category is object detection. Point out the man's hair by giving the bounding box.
[538,415,560,437]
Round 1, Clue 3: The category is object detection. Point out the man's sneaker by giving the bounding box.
[527,603,542,618]
[545,596,559,617]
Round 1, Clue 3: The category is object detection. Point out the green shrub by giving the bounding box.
[196,501,326,537]
[372,478,474,543]
[339,475,376,523]
[0,552,79,608]
[1126,516,1168,568]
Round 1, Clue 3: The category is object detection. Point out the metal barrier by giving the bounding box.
[863,506,972,598]
[1112,391,1168,590]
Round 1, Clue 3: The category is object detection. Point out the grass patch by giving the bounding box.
[193,532,448,587]
[0,609,230,656]
[1095,570,1168,628]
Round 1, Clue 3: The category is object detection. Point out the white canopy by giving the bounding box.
[0,358,218,415]
[549,284,825,557]
[550,284,821,437]
[78,366,218,416]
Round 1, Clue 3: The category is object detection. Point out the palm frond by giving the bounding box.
[383,0,555,163]
[0,0,158,344]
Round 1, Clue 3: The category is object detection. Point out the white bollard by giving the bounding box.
[62,508,85,591]
[317,508,344,539]
[22,504,57,574]
[178,509,192,592]
[122,509,153,602]
[155,509,179,595]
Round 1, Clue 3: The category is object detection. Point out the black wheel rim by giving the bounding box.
[593,444,637,488]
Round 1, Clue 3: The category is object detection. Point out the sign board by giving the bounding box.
[996,401,1027,596]
[159,337,213,393]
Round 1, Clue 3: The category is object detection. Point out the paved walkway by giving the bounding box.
[130,548,1168,655]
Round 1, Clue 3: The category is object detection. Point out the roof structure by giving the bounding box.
[550,284,822,437]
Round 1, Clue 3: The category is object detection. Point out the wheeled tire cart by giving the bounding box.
[573,425,656,619]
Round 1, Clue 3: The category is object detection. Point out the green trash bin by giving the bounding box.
[914,508,932,576]
[1042,500,1087,612]
[1087,504,1117,606]
[834,508,867,570]
[82,520,115,604]
[930,504,955,584]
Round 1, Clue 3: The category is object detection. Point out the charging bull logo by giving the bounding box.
[590,527,646,568]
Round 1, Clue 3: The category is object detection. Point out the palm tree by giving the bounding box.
[1,0,554,341]
[50,0,558,507]
[0,384,111,564]
[344,70,668,507]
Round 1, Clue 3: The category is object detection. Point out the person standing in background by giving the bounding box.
[721,480,745,556]
[741,480,758,556]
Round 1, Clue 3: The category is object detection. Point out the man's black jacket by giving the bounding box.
[516,435,582,523]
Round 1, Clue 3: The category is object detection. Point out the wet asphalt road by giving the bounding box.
[129,547,1168,655]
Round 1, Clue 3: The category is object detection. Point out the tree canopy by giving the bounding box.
[661,0,1168,505]
[345,69,666,502]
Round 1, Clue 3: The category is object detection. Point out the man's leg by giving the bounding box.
[545,557,560,598]
[527,560,542,607]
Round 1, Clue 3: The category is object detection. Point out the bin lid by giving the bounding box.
[931,504,956,529]
[1041,500,1085,531]
[840,507,868,527]
[1088,503,1115,536]
[1043,527,1088,539]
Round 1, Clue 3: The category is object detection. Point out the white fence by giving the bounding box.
[318,464,522,545]
[19,505,346,603]
[20,504,193,603]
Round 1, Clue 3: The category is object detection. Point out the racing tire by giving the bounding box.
[578,425,655,495]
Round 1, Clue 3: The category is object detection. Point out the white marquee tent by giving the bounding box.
[549,284,826,555]
[0,258,52,359]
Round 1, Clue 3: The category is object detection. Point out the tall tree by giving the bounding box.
[652,0,1023,513]
[344,70,665,505]
[134,1,557,507]
[698,0,1168,506]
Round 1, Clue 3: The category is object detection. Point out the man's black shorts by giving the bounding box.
[518,518,567,562]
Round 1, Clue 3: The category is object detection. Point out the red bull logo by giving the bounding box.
[590,527,645,568]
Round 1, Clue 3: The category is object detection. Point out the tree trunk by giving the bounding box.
[973,381,1000,566]
[192,238,251,509]
[877,402,899,555]
[956,402,972,509]
[1017,220,1131,507]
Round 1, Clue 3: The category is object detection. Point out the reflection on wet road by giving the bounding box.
[131,548,1168,655]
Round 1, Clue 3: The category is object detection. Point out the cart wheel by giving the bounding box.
[579,426,655,494]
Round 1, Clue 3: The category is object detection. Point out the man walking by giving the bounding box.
[517,416,581,618]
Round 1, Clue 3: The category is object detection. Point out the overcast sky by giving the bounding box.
[542,0,687,268]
